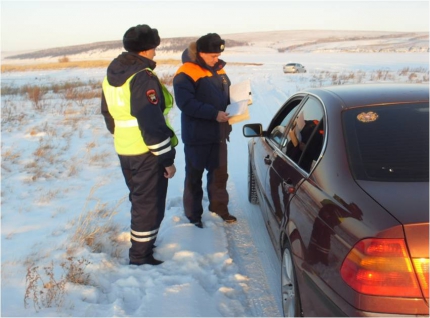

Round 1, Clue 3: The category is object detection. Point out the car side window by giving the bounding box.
[268,99,302,147]
[282,96,325,173]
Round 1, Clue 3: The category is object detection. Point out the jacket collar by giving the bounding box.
[106,52,157,86]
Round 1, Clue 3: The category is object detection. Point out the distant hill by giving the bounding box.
[3,37,248,60]
[222,30,428,51]
[2,30,428,63]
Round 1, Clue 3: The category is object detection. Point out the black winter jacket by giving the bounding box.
[173,43,232,145]
[101,52,175,167]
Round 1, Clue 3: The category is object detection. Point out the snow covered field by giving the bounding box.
[1,51,429,317]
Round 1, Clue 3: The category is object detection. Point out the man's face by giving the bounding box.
[145,48,156,60]
[199,52,221,67]
[139,48,156,60]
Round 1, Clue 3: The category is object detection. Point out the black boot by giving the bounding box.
[142,255,164,265]
[192,220,203,228]
[221,214,237,223]
[188,217,203,228]
[130,255,164,266]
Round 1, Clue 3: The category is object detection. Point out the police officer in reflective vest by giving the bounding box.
[101,24,177,266]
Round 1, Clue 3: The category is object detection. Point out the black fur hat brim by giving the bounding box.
[123,24,160,52]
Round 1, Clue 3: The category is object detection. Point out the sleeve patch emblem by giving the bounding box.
[146,89,159,105]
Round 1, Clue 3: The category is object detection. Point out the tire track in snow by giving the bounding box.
[223,180,282,317]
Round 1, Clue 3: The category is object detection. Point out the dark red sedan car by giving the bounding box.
[243,84,429,316]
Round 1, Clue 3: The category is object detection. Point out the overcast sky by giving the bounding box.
[1,0,429,52]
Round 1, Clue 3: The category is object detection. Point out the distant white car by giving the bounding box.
[283,63,307,73]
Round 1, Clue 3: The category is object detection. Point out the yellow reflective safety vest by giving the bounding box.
[102,68,178,155]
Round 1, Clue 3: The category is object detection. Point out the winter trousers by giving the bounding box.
[183,141,229,222]
[118,152,168,265]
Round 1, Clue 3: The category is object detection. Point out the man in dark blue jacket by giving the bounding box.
[173,33,237,228]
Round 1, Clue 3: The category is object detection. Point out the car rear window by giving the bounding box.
[342,103,429,182]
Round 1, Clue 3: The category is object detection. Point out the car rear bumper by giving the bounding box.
[298,266,429,316]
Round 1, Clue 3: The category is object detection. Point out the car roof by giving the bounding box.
[303,84,429,109]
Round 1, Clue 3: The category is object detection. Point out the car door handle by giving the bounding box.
[264,155,272,165]
[283,180,295,194]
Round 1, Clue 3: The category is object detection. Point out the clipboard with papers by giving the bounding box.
[226,79,252,125]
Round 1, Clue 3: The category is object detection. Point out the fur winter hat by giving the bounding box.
[123,24,160,52]
[196,33,225,53]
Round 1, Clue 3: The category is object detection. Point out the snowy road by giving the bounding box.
[1,52,428,317]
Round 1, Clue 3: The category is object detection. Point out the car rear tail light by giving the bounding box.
[341,238,428,298]
[412,258,429,298]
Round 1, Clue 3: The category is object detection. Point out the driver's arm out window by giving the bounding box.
[269,101,301,147]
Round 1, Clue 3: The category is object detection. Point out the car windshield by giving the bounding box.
[343,102,429,182]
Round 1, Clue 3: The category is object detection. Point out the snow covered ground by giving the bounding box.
[1,51,429,317]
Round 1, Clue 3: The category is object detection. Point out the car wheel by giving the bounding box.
[281,242,302,317]
[248,159,259,204]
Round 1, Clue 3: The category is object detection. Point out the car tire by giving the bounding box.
[281,241,303,317]
[248,159,259,204]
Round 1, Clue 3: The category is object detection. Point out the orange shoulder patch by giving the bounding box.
[175,63,213,82]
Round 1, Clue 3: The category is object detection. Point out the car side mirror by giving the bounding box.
[243,124,263,137]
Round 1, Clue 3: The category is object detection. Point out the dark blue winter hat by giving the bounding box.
[196,33,225,53]
[123,24,160,52]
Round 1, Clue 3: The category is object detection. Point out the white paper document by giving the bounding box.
[294,111,305,142]
[229,80,252,104]
[226,100,249,116]
[226,79,252,116]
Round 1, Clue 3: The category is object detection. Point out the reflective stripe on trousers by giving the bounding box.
[130,228,158,242]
